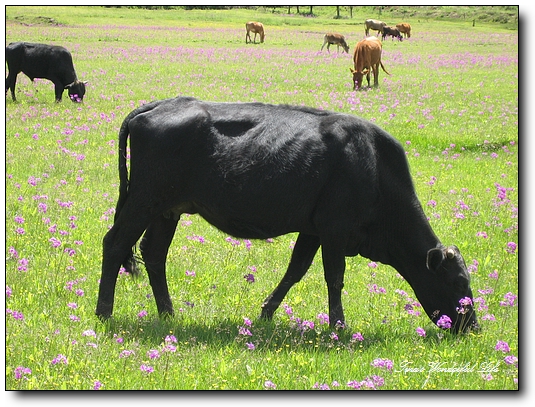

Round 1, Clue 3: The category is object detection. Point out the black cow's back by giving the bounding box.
[123,98,391,240]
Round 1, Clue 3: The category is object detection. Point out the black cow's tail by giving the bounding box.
[115,101,163,277]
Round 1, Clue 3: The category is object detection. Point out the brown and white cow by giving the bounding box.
[349,36,390,90]
[321,33,350,53]
[396,23,412,38]
[245,21,265,44]
[365,19,386,36]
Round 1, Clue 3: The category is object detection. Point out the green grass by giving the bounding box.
[5,6,518,390]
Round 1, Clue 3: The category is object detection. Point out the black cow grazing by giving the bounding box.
[382,26,403,42]
[5,42,87,103]
[96,96,479,334]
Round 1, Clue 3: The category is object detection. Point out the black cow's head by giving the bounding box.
[418,245,479,333]
[66,80,87,103]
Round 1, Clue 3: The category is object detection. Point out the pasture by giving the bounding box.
[5,6,518,390]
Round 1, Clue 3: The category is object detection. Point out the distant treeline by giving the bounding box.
[102,6,518,25]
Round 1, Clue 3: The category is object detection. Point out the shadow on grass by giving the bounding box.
[91,312,433,353]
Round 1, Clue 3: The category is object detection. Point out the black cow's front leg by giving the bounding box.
[52,80,65,102]
[321,239,347,328]
[139,214,179,317]
[261,233,320,320]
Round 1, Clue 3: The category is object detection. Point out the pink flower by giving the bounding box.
[495,340,510,353]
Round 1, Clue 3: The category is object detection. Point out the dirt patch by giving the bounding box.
[13,15,65,26]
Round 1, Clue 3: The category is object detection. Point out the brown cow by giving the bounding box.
[382,26,403,42]
[396,23,412,38]
[365,19,386,36]
[321,33,350,53]
[245,21,265,44]
[349,37,390,90]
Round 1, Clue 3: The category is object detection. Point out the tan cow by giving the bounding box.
[349,37,390,90]
[245,21,265,44]
[321,33,350,53]
[365,19,386,36]
[396,23,412,38]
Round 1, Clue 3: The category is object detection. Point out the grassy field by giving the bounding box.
[5,6,518,391]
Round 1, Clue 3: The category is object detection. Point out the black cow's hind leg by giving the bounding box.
[139,214,179,317]
[260,233,320,320]
[96,221,148,319]
[6,73,17,101]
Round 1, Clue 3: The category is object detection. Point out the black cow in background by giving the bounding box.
[382,26,403,42]
[96,96,479,334]
[5,42,87,102]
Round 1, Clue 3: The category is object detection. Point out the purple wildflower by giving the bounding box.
[264,380,276,389]
[140,364,154,374]
[14,366,32,380]
[82,329,96,338]
[416,327,426,337]
[352,332,364,342]
[500,292,517,307]
[51,354,68,365]
[93,380,103,390]
[49,237,62,248]
[506,242,517,254]
[317,312,329,325]
[504,355,518,366]
[246,342,256,350]
[495,340,510,353]
[238,326,252,336]
[283,304,293,316]
[165,335,177,343]
[457,297,473,314]
[119,350,134,358]
[371,358,393,371]
[244,273,255,283]
[8,246,18,259]
[17,258,28,272]
[437,315,452,329]
[137,310,148,318]
[147,349,160,359]
[347,380,362,389]
[488,270,499,279]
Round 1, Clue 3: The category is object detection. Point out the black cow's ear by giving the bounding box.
[426,248,444,272]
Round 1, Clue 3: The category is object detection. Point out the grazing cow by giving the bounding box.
[350,36,390,90]
[321,33,350,53]
[396,23,412,38]
[382,26,403,42]
[364,19,386,36]
[95,96,479,334]
[245,21,265,44]
[5,42,87,103]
